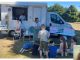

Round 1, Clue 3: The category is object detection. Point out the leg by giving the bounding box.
[39,50,43,58]
[45,51,48,58]
[57,49,63,56]
[44,42,48,58]
[65,51,68,56]
[39,41,43,58]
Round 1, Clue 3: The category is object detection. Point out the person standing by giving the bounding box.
[19,13,26,23]
[38,24,50,58]
[19,14,26,38]
[33,18,40,42]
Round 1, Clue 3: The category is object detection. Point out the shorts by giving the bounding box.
[40,41,48,51]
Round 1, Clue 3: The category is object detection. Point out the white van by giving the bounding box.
[0,2,75,37]
[47,12,75,37]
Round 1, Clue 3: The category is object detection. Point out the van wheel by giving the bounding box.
[8,30,15,37]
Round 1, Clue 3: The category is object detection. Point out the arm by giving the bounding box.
[47,31,50,38]
[66,42,68,49]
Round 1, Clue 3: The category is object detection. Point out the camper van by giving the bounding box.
[0,2,75,37]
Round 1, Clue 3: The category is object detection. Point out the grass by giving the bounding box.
[0,22,80,58]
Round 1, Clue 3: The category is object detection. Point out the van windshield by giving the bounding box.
[50,14,64,24]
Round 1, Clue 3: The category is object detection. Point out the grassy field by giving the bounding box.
[0,22,80,58]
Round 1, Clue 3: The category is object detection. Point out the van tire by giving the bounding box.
[8,30,15,37]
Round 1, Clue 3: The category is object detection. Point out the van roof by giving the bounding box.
[0,2,47,6]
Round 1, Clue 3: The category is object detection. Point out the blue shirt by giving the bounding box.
[23,42,33,49]
[48,45,58,58]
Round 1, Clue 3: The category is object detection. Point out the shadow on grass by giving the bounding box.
[0,33,8,39]
[10,38,40,58]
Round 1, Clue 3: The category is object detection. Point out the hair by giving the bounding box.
[41,24,46,29]
[77,53,80,60]
[49,40,54,44]
[35,18,38,22]
[60,36,67,55]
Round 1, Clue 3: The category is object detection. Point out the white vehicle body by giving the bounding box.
[0,2,75,37]
[47,12,75,36]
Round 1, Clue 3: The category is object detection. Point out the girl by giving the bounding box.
[57,36,68,56]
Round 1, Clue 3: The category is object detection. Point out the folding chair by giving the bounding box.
[13,28,21,41]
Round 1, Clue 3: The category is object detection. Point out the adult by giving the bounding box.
[19,13,26,37]
[33,18,40,43]
[19,13,26,23]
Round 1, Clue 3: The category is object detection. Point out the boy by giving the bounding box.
[48,40,58,58]
[38,24,50,58]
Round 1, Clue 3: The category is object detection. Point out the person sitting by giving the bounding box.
[57,36,68,56]
[48,40,58,58]
[67,37,77,54]
[19,41,33,53]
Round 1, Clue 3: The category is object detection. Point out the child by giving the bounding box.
[19,41,33,53]
[68,37,77,54]
[57,36,68,56]
[48,40,58,58]
[38,24,50,58]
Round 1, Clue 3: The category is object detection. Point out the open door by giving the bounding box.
[33,7,42,22]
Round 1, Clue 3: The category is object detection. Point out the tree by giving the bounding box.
[77,12,80,22]
[62,5,78,22]
[48,4,66,16]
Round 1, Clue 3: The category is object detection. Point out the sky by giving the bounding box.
[47,2,80,11]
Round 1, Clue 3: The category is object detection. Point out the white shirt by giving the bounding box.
[38,30,50,42]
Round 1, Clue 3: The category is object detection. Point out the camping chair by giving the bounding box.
[13,28,21,41]
[19,41,33,53]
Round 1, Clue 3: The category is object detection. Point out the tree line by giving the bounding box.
[48,4,80,22]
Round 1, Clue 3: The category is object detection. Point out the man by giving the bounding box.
[19,14,26,37]
[33,18,40,42]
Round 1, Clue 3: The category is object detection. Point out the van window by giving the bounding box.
[0,5,1,20]
[12,7,27,20]
[50,14,64,24]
